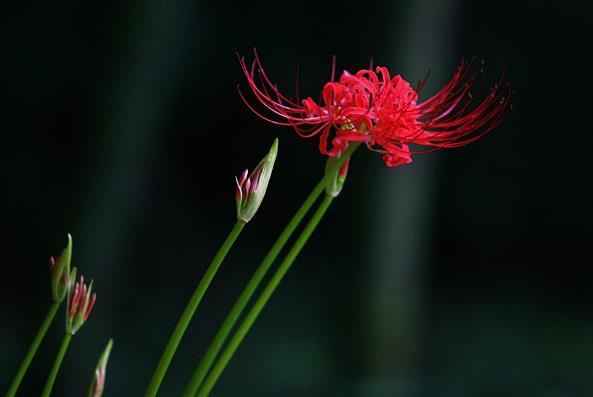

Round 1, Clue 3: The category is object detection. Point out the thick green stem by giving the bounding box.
[144,221,245,397]
[182,183,325,397]
[197,194,335,397]
[183,142,361,397]
[6,300,61,397]
[40,333,72,397]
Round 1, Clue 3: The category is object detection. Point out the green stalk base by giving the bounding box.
[6,300,61,397]
[197,194,335,397]
[41,333,72,397]
[144,221,245,397]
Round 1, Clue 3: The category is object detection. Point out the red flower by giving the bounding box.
[238,50,511,167]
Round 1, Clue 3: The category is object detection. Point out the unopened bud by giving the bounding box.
[235,138,278,223]
[87,339,113,397]
[325,156,350,197]
[50,234,73,302]
[66,272,96,335]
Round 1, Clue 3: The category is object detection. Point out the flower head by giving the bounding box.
[66,272,96,335]
[235,138,278,223]
[238,50,511,167]
[87,339,113,397]
[50,233,75,302]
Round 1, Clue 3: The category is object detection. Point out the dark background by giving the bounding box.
[1,0,591,396]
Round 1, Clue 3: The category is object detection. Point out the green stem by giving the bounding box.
[144,221,246,397]
[197,194,335,397]
[40,333,72,397]
[182,184,325,397]
[183,142,361,397]
[6,300,61,397]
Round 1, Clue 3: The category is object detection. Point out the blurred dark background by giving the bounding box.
[1,0,591,396]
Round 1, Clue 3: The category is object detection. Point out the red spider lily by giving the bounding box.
[238,50,511,167]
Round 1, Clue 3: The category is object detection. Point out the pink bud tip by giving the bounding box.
[244,177,252,199]
[85,293,97,320]
[235,183,242,203]
[238,169,249,187]
[69,283,81,318]
[250,168,263,192]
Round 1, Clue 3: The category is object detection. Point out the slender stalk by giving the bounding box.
[197,194,335,397]
[182,182,324,396]
[144,221,246,397]
[183,142,361,397]
[40,333,72,397]
[6,301,61,397]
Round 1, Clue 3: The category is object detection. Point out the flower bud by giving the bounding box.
[87,339,113,397]
[324,156,350,197]
[66,272,96,335]
[50,233,74,302]
[235,138,278,223]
